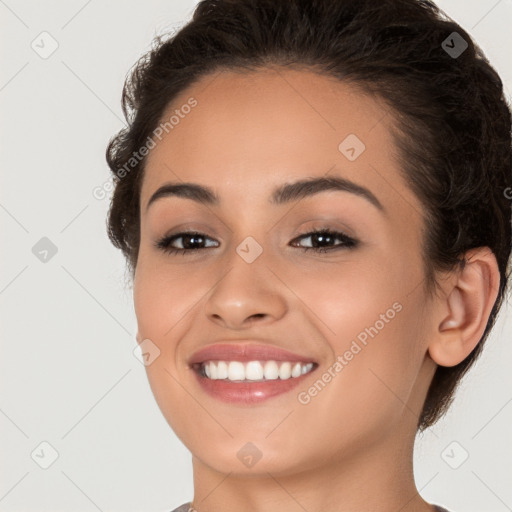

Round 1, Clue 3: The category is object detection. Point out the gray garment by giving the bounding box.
[170,503,451,511]
[170,504,192,512]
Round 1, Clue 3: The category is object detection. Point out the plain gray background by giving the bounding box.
[1,1,511,511]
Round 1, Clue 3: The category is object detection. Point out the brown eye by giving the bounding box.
[154,231,219,255]
[291,229,358,253]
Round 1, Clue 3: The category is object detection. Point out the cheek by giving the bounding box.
[132,257,203,440]
[282,289,428,464]
[133,253,209,341]
[287,250,428,406]
[283,249,420,346]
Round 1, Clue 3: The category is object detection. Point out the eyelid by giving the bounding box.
[294,219,358,240]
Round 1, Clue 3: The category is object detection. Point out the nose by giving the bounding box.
[203,245,288,330]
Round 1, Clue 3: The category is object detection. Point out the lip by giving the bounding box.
[188,342,318,405]
[188,342,317,365]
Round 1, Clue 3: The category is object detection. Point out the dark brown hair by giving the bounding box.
[106,0,512,431]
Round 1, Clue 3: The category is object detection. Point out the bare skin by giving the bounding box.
[133,67,499,512]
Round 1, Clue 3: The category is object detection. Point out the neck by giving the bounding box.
[189,419,435,512]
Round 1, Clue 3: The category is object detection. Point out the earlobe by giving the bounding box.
[428,248,500,368]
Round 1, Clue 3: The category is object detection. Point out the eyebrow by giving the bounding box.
[145,175,384,213]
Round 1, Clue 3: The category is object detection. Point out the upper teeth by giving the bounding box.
[201,360,314,381]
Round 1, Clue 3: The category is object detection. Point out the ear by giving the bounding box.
[428,247,500,367]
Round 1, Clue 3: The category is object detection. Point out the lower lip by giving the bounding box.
[193,368,315,404]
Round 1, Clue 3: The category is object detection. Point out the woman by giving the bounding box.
[105,0,511,510]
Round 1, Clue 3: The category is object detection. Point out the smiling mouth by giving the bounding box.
[194,360,316,382]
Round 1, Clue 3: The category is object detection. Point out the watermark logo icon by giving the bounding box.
[441,441,469,469]
[133,338,161,366]
[236,236,263,263]
[31,32,59,59]
[237,442,263,468]
[32,237,58,263]
[442,32,468,59]
[31,441,59,469]
[338,134,366,161]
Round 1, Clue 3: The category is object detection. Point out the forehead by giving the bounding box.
[140,67,415,215]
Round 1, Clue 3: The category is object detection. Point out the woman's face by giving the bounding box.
[133,67,438,475]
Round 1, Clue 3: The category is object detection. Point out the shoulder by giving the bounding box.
[167,503,453,512]
[167,504,453,512]
[169,503,192,512]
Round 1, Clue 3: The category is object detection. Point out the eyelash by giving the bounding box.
[154,228,358,256]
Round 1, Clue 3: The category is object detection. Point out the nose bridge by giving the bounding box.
[203,233,288,327]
